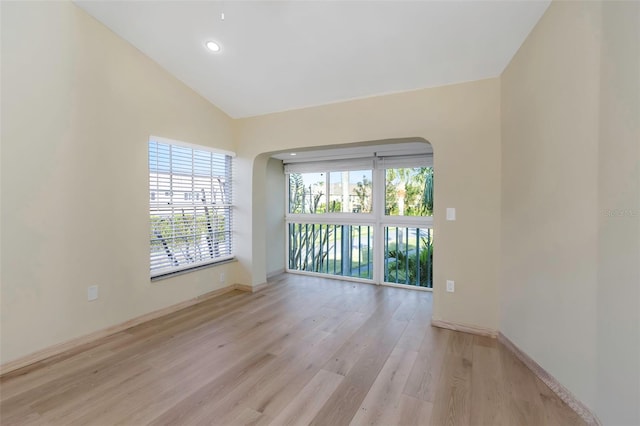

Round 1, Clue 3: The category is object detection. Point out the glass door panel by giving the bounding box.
[288,223,373,280]
[383,227,433,288]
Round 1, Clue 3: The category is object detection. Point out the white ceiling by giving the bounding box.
[75,0,550,118]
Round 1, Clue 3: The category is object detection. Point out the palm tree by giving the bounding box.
[385,167,433,216]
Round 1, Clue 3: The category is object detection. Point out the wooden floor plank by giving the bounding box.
[349,348,418,426]
[268,369,344,426]
[243,311,370,419]
[498,341,550,426]
[309,319,408,425]
[469,336,507,425]
[322,293,403,376]
[219,406,265,426]
[535,376,586,426]
[147,351,276,426]
[0,274,586,426]
[403,324,451,402]
[394,394,434,426]
[427,332,474,426]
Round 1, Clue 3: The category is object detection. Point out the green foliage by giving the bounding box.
[328,200,342,213]
[385,167,434,216]
[423,167,434,214]
[288,223,335,272]
[289,223,373,279]
[385,234,433,287]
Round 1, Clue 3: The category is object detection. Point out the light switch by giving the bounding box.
[446,208,456,221]
[446,280,455,293]
[87,285,98,301]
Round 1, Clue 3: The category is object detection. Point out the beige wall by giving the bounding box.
[235,78,502,332]
[0,1,238,364]
[501,0,601,409]
[265,158,285,276]
[501,1,639,423]
[596,1,640,424]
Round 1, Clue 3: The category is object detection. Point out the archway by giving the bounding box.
[251,138,434,290]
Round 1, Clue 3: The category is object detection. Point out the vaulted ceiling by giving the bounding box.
[76,0,550,118]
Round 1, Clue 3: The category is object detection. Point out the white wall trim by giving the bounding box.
[234,282,269,293]
[267,268,286,280]
[382,281,432,292]
[498,332,602,426]
[0,284,246,376]
[284,268,376,285]
[431,318,498,337]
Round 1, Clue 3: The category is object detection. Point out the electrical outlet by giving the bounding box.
[88,285,99,301]
[219,272,226,284]
[446,280,455,293]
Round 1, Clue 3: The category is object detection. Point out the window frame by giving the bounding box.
[284,154,433,286]
[285,158,376,220]
[148,136,235,280]
[379,155,434,227]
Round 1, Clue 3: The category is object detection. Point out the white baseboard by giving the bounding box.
[234,282,269,293]
[431,318,498,338]
[0,283,246,376]
[430,320,600,425]
[498,332,601,426]
[267,268,285,280]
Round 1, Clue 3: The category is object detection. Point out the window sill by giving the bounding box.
[151,257,237,282]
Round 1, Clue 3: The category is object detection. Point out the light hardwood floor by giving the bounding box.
[1,274,585,426]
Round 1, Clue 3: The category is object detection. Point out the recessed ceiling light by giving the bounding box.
[290,153,297,156]
[205,41,221,52]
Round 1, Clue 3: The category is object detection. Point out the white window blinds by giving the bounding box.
[149,138,234,278]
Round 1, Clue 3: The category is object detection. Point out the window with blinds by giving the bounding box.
[149,138,234,278]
